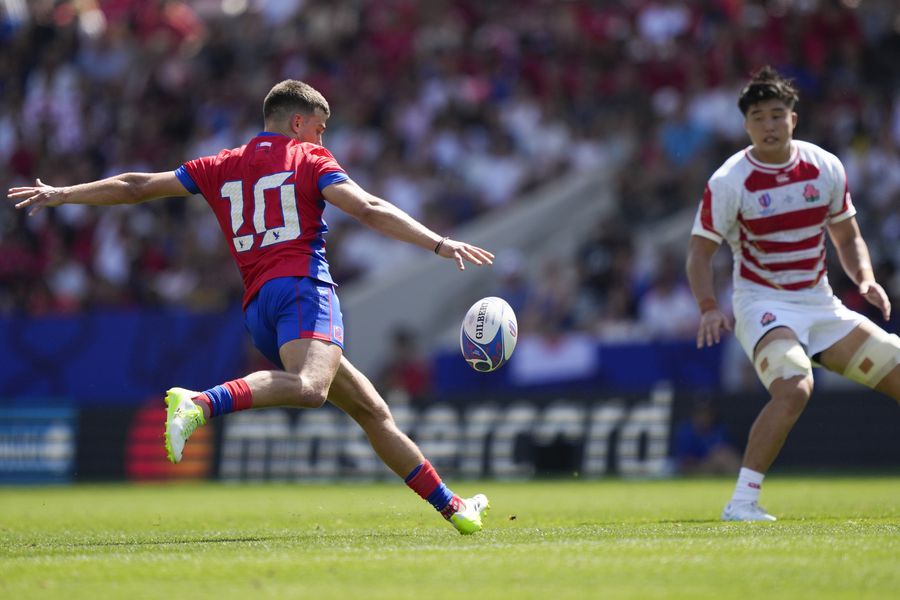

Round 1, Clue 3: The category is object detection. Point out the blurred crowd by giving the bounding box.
[1,0,898,347]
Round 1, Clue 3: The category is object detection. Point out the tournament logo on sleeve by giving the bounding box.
[760,312,777,326]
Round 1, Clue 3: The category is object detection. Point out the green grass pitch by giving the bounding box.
[1,477,898,599]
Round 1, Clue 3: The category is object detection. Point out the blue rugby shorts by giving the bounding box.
[244,276,344,368]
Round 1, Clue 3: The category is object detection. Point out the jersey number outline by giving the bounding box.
[220,172,300,253]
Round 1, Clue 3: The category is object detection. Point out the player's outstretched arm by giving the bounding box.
[828,217,891,321]
[686,234,732,348]
[323,179,494,270]
[8,172,191,216]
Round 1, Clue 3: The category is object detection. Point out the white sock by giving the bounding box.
[731,467,764,504]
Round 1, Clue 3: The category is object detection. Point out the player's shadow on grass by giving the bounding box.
[71,530,420,548]
[71,535,288,547]
[652,518,725,524]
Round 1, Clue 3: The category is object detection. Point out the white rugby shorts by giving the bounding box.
[733,293,865,360]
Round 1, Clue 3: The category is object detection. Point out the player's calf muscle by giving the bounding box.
[242,370,326,408]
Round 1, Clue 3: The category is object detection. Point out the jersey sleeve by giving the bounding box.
[176,154,220,198]
[825,153,856,224]
[307,146,348,192]
[691,176,739,245]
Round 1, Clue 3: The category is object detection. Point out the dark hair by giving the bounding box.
[737,66,799,115]
[263,80,330,122]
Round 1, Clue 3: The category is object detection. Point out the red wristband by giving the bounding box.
[698,298,718,314]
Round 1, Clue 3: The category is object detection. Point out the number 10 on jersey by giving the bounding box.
[220,171,301,252]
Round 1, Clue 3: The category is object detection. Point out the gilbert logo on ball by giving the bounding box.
[460,296,518,372]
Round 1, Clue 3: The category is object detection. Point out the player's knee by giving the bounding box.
[755,339,812,390]
[296,375,329,408]
[843,330,900,390]
[772,384,811,418]
[304,388,329,409]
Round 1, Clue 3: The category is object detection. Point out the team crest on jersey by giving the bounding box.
[803,184,820,203]
[760,312,777,326]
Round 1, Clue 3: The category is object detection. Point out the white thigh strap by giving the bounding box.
[754,339,812,389]
[843,331,900,388]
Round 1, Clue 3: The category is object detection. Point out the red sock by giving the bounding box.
[405,460,458,515]
[192,379,253,418]
[222,378,253,411]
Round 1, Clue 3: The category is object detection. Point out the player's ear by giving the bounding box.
[290,113,304,134]
[791,111,798,129]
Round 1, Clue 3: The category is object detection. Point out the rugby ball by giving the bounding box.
[460,296,518,372]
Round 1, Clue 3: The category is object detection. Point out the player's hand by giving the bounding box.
[859,280,891,321]
[696,308,733,349]
[7,178,65,216]
[437,239,494,270]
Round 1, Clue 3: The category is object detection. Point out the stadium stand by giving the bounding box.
[1,0,897,360]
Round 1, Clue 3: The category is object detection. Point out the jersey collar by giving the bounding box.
[744,142,800,173]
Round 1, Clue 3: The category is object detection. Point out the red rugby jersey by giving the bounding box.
[176,132,348,308]
[691,140,855,298]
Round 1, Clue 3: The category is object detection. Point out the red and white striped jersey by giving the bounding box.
[691,140,855,299]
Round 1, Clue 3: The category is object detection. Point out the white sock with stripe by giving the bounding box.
[731,467,764,504]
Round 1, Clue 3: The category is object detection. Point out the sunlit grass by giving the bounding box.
[1,477,898,600]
